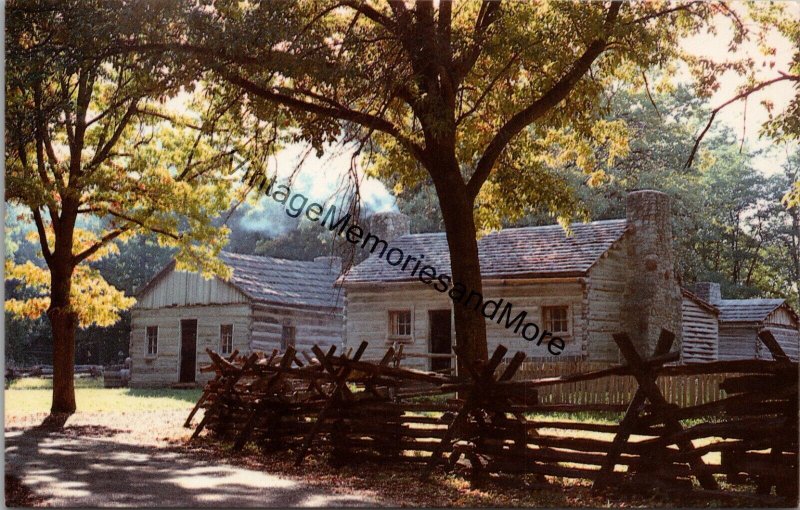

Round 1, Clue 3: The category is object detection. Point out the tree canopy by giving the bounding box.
[131,0,768,363]
[5,0,254,411]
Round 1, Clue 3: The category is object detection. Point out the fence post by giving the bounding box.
[594,329,718,491]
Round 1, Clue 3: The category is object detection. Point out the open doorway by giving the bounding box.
[428,310,452,373]
[179,319,197,383]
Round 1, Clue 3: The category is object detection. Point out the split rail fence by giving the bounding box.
[185,330,798,504]
[514,362,729,407]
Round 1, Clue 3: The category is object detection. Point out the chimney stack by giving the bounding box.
[314,256,342,275]
[621,190,682,357]
[693,282,721,304]
[368,211,411,243]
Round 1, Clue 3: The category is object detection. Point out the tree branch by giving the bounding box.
[106,209,182,240]
[210,65,428,164]
[642,71,662,119]
[32,81,56,191]
[466,1,622,200]
[32,208,53,265]
[452,0,502,85]
[72,225,131,265]
[684,74,797,169]
[114,42,266,68]
[625,1,704,26]
[87,101,138,171]
[132,107,204,130]
[456,52,519,124]
[340,0,393,29]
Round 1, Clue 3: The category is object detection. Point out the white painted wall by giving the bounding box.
[129,303,252,388]
[136,268,249,309]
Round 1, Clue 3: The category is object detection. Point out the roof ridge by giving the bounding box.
[221,251,330,267]
[344,217,628,283]
[681,287,720,314]
[718,298,785,304]
[394,218,627,240]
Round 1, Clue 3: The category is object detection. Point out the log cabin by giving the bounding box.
[339,190,800,370]
[691,282,800,361]
[128,252,343,387]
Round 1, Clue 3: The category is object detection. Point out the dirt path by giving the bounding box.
[5,429,381,507]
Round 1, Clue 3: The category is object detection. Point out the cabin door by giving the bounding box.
[179,319,197,383]
[429,310,452,373]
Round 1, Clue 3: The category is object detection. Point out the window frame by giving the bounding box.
[220,324,234,355]
[145,325,158,357]
[388,309,413,342]
[542,305,571,337]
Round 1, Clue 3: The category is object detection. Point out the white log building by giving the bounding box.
[129,253,343,387]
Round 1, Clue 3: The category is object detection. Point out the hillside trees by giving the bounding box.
[140,0,754,364]
[5,1,259,413]
[527,88,799,306]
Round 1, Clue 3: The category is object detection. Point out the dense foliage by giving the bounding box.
[5,0,256,411]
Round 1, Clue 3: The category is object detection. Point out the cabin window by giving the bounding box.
[220,324,233,354]
[543,306,570,335]
[389,310,412,338]
[146,326,158,356]
[281,325,296,352]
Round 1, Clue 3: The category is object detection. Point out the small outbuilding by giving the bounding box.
[692,282,800,361]
[129,252,343,387]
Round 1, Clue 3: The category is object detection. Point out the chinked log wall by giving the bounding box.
[186,330,798,504]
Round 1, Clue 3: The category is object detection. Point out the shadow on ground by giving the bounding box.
[5,421,379,507]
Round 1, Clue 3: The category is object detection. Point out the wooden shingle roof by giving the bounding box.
[716,299,787,323]
[220,252,342,309]
[342,219,628,283]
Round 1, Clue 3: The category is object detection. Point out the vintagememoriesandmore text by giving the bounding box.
[244,171,566,356]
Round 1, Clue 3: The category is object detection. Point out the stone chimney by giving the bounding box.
[314,256,342,275]
[368,211,411,243]
[693,282,721,304]
[621,190,682,357]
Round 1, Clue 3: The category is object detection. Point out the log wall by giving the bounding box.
[130,303,252,387]
[719,325,760,361]
[681,295,719,363]
[585,240,627,362]
[344,280,587,371]
[763,326,800,362]
[250,303,342,354]
[763,307,800,361]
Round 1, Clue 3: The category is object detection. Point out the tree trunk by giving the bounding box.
[47,261,78,414]
[431,159,490,366]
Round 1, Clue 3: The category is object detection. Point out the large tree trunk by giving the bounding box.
[431,157,490,366]
[47,260,78,414]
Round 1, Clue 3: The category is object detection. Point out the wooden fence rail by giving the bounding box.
[186,329,798,505]
[514,367,730,407]
[393,348,734,407]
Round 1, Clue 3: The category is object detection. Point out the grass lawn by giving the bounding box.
[5,377,203,415]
